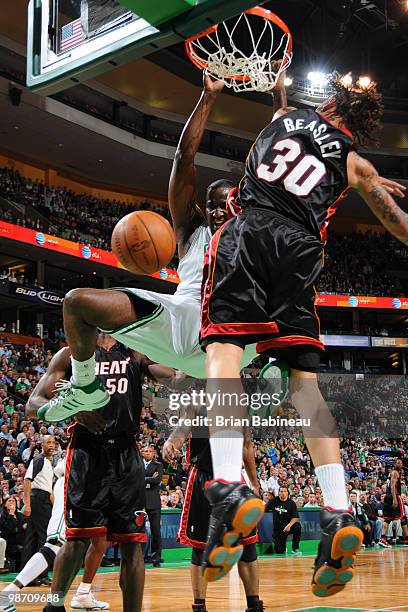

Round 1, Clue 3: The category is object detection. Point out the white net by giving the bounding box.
[186,9,292,93]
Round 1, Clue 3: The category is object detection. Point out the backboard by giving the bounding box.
[27,0,262,95]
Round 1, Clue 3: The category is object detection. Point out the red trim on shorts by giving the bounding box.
[383,496,405,522]
[200,227,279,340]
[256,335,324,353]
[66,526,107,540]
[177,467,198,548]
[242,533,258,545]
[108,532,147,544]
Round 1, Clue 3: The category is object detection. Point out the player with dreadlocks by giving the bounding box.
[198,68,408,597]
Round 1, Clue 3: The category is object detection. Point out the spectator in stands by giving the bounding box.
[360,491,382,545]
[349,491,371,545]
[265,486,302,555]
[0,496,26,571]
[167,492,182,510]
[267,468,280,496]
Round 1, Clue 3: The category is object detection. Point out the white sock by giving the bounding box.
[77,582,92,594]
[71,355,96,386]
[315,463,349,510]
[3,583,19,592]
[13,552,48,587]
[210,430,244,483]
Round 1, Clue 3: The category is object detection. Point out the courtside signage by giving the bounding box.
[0,221,179,284]
[0,221,407,306]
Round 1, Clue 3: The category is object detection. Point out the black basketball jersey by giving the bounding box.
[74,343,142,436]
[239,108,354,240]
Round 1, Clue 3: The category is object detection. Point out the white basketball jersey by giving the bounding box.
[175,225,211,300]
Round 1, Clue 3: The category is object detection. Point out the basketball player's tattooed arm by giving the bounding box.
[348,152,408,246]
[169,71,224,254]
[26,347,106,434]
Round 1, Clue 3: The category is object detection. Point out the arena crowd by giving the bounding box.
[0,335,404,572]
[0,166,407,296]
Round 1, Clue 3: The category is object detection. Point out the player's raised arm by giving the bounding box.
[271,59,296,121]
[26,347,72,416]
[348,152,408,246]
[271,60,295,119]
[168,72,224,249]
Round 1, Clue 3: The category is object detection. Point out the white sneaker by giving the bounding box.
[292,550,302,556]
[38,378,109,422]
[70,591,110,610]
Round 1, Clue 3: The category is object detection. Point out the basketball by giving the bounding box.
[111,211,176,275]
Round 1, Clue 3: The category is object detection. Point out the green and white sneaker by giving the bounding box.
[252,360,289,420]
[38,378,109,423]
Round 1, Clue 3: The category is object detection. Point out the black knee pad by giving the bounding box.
[240,543,257,564]
[191,547,204,566]
[40,544,58,568]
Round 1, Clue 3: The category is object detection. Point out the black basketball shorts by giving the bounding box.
[200,208,325,367]
[65,433,147,543]
[382,495,406,524]
[177,467,257,549]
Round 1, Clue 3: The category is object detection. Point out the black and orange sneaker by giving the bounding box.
[202,480,264,582]
[312,507,363,598]
[192,606,207,612]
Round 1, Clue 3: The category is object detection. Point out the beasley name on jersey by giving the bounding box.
[239,108,354,239]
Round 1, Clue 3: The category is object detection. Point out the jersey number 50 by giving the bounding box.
[257,137,326,197]
[106,378,128,395]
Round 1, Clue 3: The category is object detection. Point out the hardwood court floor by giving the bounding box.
[24,548,408,611]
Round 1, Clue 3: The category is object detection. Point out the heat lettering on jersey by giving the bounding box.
[283,117,342,159]
[95,358,130,375]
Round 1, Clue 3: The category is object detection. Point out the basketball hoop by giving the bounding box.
[185,6,293,93]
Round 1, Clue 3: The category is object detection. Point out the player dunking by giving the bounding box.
[198,68,408,597]
[379,458,408,547]
[36,334,147,612]
[39,72,256,425]
[162,406,264,612]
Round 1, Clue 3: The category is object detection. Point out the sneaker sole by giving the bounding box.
[70,605,110,610]
[203,497,264,583]
[312,525,363,598]
[45,395,110,422]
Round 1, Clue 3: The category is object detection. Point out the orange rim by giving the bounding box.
[185,5,293,81]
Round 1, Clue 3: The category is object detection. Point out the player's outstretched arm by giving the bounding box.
[26,347,72,416]
[348,152,408,246]
[162,403,197,462]
[168,71,224,248]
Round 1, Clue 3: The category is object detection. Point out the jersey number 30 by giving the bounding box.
[257,138,326,197]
